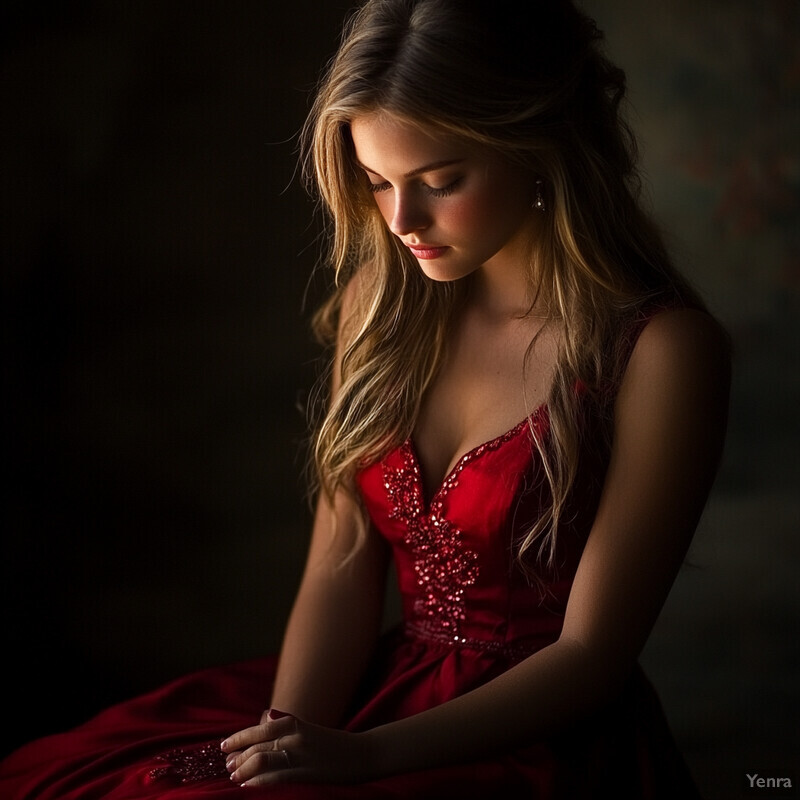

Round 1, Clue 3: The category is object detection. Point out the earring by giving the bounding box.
[533,180,546,212]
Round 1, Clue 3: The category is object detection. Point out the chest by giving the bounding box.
[413,314,558,499]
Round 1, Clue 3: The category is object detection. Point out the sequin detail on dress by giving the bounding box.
[383,445,477,639]
[147,741,228,783]
[383,419,531,641]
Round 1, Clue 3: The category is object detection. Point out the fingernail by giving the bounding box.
[220,739,229,752]
[226,756,236,771]
[268,708,290,719]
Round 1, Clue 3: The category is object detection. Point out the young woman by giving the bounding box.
[0,0,729,797]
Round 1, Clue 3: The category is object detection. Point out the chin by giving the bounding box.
[417,261,476,284]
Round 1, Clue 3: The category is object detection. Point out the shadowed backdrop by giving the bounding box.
[2,2,798,798]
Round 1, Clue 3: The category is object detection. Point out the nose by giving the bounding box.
[388,191,430,237]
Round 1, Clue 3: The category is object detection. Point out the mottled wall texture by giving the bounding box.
[2,2,798,797]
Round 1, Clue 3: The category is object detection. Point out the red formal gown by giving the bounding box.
[0,370,702,798]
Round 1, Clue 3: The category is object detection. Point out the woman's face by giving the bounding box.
[349,112,536,283]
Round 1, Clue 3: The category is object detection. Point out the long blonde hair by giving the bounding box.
[302,0,700,577]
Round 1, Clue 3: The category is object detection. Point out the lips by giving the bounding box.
[406,244,450,260]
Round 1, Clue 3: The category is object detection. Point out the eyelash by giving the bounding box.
[367,178,462,198]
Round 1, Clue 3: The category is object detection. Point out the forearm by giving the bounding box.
[270,566,385,726]
[363,636,622,777]
[224,635,630,787]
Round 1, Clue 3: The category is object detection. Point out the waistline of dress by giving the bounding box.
[403,620,547,663]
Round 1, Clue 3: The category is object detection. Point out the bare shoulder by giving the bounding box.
[622,307,731,407]
[633,306,729,368]
[614,307,731,480]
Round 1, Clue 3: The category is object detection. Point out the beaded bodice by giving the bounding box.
[356,402,605,662]
[381,436,483,641]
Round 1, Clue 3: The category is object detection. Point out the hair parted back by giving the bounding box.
[302,0,700,579]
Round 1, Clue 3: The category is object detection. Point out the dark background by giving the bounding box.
[2,2,798,798]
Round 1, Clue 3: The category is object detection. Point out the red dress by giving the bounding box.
[0,395,702,798]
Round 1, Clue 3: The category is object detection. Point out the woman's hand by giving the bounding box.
[220,709,377,787]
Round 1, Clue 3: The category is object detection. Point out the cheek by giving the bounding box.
[442,196,488,233]
[475,180,531,241]
[445,188,518,239]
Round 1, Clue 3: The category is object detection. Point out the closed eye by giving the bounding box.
[367,177,463,197]
[426,177,462,198]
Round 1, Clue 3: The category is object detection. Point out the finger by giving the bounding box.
[222,713,297,754]
[223,749,242,773]
[225,738,271,772]
[231,747,294,785]
[259,707,291,725]
[220,714,298,754]
[226,731,295,774]
[220,723,269,753]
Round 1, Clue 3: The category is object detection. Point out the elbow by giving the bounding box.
[555,635,638,712]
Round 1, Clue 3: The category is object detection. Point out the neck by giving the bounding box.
[469,259,543,322]
[468,218,547,321]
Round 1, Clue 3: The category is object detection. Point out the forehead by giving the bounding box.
[350,112,467,174]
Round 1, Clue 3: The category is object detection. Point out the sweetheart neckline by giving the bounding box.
[404,403,549,510]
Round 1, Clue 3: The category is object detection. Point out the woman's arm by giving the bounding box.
[223,307,730,784]
[269,489,390,726]
[270,271,390,726]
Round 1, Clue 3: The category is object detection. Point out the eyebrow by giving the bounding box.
[355,158,465,179]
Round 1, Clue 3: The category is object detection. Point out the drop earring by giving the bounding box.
[533,179,546,212]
